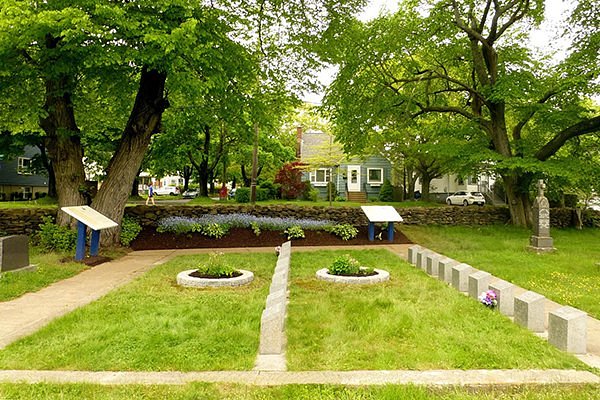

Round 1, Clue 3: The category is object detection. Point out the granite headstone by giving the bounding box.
[0,235,30,272]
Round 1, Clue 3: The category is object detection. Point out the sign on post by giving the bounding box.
[61,206,118,261]
[360,206,403,242]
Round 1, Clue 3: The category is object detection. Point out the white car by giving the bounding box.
[446,191,486,206]
[153,186,179,196]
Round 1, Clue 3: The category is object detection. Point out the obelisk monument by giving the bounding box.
[529,180,555,252]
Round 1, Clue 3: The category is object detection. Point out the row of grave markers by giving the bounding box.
[408,245,587,355]
[258,241,291,356]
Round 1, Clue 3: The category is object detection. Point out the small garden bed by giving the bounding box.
[131,226,411,250]
[130,214,411,250]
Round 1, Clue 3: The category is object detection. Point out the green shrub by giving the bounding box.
[328,224,359,241]
[201,223,229,238]
[120,217,142,247]
[328,254,360,275]
[378,179,393,202]
[302,181,318,202]
[250,222,261,236]
[284,225,305,240]
[196,252,237,278]
[256,188,270,201]
[36,216,77,252]
[258,180,279,199]
[235,187,251,203]
[328,254,373,276]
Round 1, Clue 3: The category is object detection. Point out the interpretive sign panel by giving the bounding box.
[61,206,118,231]
[361,206,403,222]
[61,206,118,261]
[360,206,403,242]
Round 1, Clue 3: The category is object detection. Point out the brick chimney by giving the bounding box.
[295,126,303,159]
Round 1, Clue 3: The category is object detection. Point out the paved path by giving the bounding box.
[0,369,597,386]
[0,244,598,387]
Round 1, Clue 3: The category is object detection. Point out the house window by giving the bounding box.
[310,168,331,186]
[17,157,32,175]
[367,168,383,185]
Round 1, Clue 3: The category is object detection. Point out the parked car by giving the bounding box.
[446,191,485,206]
[181,189,198,199]
[153,185,179,196]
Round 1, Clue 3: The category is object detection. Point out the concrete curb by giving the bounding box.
[0,369,597,386]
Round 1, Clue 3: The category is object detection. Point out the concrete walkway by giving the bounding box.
[0,245,598,387]
[0,369,597,386]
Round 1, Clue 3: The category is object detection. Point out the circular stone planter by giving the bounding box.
[315,268,390,284]
[177,269,254,288]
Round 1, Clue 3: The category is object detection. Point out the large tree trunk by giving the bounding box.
[501,173,533,227]
[39,76,86,226]
[420,173,432,202]
[92,68,168,246]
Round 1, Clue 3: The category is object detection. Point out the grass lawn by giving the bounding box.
[0,383,599,399]
[0,248,89,302]
[0,253,275,371]
[401,225,600,319]
[186,197,443,208]
[0,198,57,209]
[285,250,585,371]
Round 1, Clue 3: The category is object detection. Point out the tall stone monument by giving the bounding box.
[529,180,554,252]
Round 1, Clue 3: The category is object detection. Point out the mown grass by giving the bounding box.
[0,383,599,399]
[286,249,585,371]
[0,198,57,208]
[0,253,275,371]
[401,225,600,319]
[0,248,89,302]
[186,197,443,208]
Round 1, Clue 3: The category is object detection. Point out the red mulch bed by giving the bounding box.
[130,226,412,250]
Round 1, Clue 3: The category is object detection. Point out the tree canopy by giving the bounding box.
[325,0,600,225]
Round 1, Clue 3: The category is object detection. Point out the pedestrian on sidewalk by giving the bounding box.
[146,183,155,206]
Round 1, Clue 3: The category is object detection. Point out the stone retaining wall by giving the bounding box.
[0,204,598,235]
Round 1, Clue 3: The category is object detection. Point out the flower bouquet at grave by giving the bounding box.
[478,290,498,309]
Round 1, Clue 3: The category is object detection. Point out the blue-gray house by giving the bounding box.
[0,146,48,201]
[298,129,392,202]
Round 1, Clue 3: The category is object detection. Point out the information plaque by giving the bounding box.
[360,206,403,242]
[61,206,118,261]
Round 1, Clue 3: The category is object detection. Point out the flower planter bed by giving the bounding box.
[176,269,254,288]
[315,268,390,284]
[130,226,412,250]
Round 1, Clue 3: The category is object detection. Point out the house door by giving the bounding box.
[347,165,361,192]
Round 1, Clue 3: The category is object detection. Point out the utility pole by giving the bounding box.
[250,123,259,204]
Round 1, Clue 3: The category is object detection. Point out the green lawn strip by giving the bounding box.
[401,225,600,319]
[0,383,599,399]
[186,198,443,208]
[0,248,89,302]
[0,253,275,371]
[286,249,585,371]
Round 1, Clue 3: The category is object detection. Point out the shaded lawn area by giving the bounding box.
[0,248,89,302]
[1,383,599,400]
[286,250,585,371]
[401,225,600,319]
[0,253,275,371]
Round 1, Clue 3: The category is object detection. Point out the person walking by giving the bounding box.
[146,183,155,206]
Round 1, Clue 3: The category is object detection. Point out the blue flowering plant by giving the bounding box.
[478,290,498,309]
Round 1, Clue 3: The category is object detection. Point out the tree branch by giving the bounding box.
[512,88,559,141]
[535,115,600,161]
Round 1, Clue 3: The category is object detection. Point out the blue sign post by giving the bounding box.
[62,206,118,261]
